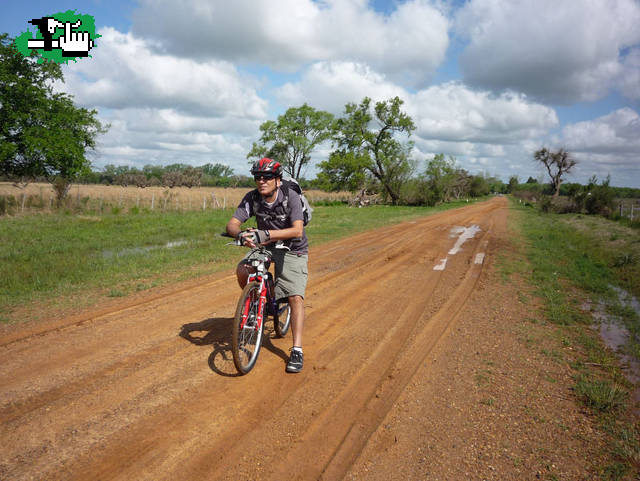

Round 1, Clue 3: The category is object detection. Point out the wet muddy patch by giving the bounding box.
[584,286,640,406]
[101,240,188,258]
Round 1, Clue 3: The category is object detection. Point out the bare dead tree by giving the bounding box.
[534,148,577,197]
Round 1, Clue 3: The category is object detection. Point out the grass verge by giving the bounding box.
[0,200,474,323]
[508,198,639,479]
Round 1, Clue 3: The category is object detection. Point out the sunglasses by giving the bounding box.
[254,174,276,181]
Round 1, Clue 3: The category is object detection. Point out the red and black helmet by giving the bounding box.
[251,157,283,178]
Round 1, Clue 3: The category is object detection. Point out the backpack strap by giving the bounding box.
[251,188,260,218]
[251,186,292,224]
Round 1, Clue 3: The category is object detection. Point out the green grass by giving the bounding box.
[574,375,628,412]
[509,198,640,479]
[513,204,640,352]
[0,200,471,322]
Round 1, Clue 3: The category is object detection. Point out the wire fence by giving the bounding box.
[618,200,639,220]
[0,182,350,216]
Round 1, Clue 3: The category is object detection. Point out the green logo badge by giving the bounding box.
[14,10,100,64]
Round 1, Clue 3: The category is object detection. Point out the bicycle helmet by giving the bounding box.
[251,157,283,178]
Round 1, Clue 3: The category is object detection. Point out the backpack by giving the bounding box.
[252,178,313,226]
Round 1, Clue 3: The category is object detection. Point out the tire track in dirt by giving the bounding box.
[318,231,492,480]
[0,273,238,348]
[0,197,507,481]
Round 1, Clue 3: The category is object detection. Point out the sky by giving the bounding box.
[2,0,640,187]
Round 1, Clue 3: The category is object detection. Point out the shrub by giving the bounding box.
[571,175,616,216]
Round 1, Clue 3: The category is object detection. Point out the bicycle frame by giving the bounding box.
[239,249,276,331]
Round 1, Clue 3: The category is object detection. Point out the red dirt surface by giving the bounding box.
[0,197,614,480]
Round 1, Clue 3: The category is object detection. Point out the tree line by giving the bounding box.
[77,163,242,188]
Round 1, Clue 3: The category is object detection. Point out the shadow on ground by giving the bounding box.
[179,317,289,376]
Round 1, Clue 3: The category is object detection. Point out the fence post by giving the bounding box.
[21,193,26,213]
[203,197,206,210]
[151,193,155,210]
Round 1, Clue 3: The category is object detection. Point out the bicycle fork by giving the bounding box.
[241,276,268,330]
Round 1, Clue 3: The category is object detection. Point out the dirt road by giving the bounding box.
[0,197,605,480]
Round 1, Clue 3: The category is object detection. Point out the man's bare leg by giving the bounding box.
[288,295,304,348]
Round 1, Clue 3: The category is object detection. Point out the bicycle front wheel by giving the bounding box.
[232,281,265,374]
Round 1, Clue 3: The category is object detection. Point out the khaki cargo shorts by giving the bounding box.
[240,248,308,301]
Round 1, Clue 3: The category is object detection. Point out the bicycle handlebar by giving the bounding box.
[219,231,291,250]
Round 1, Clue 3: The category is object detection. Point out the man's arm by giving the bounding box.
[226,217,243,238]
[227,216,302,248]
[266,220,304,241]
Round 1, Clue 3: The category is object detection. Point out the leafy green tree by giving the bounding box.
[248,103,334,180]
[424,154,459,202]
[163,163,191,173]
[201,163,234,178]
[316,150,369,192]
[0,33,106,200]
[142,164,165,182]
[533,147,576,197]
[507,175,519,193]
[332,96,415,205]
[469,175,490,197]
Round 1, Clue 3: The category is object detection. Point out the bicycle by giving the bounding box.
[222,233,292,374]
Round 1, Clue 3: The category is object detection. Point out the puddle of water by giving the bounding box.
[102,240,188,258]
[586,286,640,406]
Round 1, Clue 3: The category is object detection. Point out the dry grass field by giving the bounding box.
[0,182,350,215]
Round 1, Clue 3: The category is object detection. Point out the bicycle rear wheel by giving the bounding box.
[232,281,264,374]
[273,300,291,338]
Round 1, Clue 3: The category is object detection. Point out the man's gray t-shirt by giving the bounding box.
[233,187,309,254]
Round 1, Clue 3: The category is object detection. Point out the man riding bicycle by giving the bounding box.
[226,158,309,373]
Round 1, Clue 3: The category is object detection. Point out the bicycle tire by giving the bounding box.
[232,281,265,374]
[274,300,291,338]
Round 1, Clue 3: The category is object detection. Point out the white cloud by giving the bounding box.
[54,27,270,172]
[618,48,640,100]
[456,0,640,103]
[95,108,254,172]
[131,0,449,86]
[276,61,406,113]
[561,107,640,154]
[409,82,558,143]
[277,64,558,144]
[60,28,267,119]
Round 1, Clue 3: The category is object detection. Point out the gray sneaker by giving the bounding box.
[286,349,303,373]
